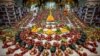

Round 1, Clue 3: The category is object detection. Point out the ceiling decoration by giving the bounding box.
[23,0,79,7]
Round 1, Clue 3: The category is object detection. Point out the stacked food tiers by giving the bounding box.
[43,11,57,35]
[2,10,99,56]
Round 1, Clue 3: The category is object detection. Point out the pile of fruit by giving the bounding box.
[1,10,100,56]
[31,25,70,35]
[2,27,99,56]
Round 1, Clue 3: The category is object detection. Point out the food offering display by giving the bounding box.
[2,10,99,56]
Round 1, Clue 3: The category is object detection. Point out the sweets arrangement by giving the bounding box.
[2,10,100,56]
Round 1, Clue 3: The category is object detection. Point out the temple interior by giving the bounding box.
[0,0,100,56]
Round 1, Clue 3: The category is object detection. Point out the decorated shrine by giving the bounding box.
[1,9,100,56]
[0,0,100,56]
